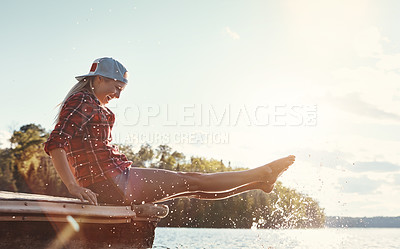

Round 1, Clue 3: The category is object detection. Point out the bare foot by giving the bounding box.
[256,155,295,192]
[256,181,275,193]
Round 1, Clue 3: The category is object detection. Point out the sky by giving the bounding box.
[1,0,400,217]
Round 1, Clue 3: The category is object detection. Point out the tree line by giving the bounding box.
[326,216,400,228]
[0,123,325,228]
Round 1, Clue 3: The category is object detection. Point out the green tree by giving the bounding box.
[155,145,172,169]
[9,124,47,192]
[134,144,155,167]
[0,149,17,191]
[10,124,47,163]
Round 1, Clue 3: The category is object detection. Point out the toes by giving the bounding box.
[287,155,296,164]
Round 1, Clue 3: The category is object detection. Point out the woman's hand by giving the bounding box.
[67,184,99,206]
[49,148,99,205]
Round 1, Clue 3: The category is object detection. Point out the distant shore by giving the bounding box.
[326,216,400,228]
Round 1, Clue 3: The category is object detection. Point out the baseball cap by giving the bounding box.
[75,57,128,84]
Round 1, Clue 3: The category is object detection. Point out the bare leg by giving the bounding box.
[154,181,275,202]
[155,165,286,202]
[122,155,294,204]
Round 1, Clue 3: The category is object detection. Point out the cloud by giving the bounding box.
[0,130,11,149]
[377,53,400,71]
[338,176,381,194]
[353,26,387,58]
[225,27,240,40]
[298,149,352,169]
[331,64,400,118]
[393,174,400,185]
[327,93,400,121]
[348,161,400,173]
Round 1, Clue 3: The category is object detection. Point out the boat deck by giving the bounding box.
[0,191,168,248]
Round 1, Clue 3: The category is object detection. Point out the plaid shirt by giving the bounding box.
[44,90,131,187]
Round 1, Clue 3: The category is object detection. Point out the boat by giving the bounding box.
[0,191,168,248]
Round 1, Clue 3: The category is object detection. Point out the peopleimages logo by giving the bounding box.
[108,104,318,127]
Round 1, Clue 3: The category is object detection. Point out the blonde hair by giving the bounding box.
[54,77,96,123]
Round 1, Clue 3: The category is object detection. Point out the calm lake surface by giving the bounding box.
[153,227,400,248]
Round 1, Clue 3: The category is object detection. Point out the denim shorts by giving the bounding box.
[87,167,131,205]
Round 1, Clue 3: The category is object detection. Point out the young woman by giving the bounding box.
[44,57,295,206]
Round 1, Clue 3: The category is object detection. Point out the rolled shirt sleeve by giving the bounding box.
[44,92,95,155]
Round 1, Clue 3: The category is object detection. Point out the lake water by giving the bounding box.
[153,227,400,248]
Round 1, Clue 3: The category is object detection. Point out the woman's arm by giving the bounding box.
[49,148,98,205]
